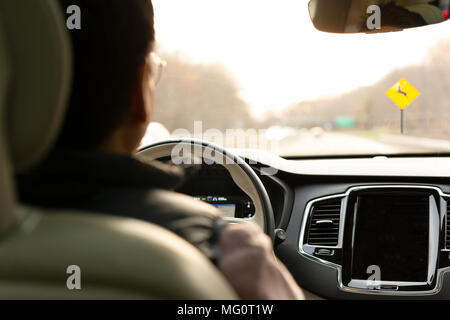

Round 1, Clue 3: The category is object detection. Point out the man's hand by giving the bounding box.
[218,222,305,300]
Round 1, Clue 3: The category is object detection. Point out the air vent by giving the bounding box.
[447,201,450,249]
[306,199,342,246]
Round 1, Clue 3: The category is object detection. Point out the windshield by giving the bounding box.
[149,0,450,157]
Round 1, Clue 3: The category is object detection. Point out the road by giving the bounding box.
[277,132,448,156]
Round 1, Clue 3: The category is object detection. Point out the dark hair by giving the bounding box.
[57,0,155,149]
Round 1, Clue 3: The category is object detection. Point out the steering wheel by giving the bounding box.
[138,139,275,241]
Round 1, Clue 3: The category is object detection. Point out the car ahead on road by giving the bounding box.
[1,0,450,300]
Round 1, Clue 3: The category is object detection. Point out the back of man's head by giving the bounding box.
[57,0,155,150]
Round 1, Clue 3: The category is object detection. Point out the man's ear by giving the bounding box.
[130,63,150,123]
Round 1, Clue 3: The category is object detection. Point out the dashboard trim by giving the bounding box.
[235,149,450,178]
[298,184,450,296]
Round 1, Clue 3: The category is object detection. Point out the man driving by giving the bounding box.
[16,0,304,300]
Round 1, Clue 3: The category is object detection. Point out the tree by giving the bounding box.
[279,39,450,139]
[152,52,254,133]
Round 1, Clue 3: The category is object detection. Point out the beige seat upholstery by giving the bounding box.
[0,0,236,300]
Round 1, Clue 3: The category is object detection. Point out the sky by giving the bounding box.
[152,0,450,117]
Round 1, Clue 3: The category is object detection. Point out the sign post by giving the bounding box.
[401,109,404,135]
[385,78,420,135]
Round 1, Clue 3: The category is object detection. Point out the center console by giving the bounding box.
[299,185,449,295]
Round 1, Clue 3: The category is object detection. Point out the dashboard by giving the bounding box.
[175,150,450,299]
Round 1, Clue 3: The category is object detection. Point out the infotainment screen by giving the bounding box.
[351,193,430,283]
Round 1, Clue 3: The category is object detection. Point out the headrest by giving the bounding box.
[0,0,72,173]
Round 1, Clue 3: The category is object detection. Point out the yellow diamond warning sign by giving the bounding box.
[385,78,420,110]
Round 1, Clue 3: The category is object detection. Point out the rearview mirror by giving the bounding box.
[308,0,449,33]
